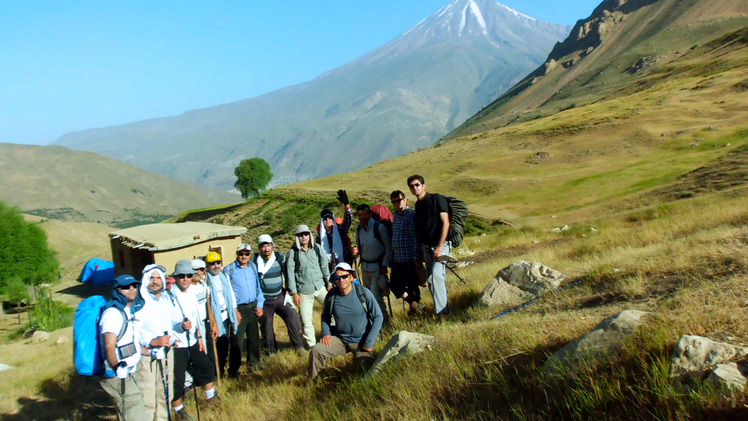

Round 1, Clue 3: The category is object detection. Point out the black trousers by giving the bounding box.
[172,343,215,402]
[229,302,261,375]
[260,294,305,353]
[389,261,421,304]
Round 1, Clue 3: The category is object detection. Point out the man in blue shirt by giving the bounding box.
[225,243,265,376]
[308,263,384,380]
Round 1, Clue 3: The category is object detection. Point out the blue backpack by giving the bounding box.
[73,295,128,377]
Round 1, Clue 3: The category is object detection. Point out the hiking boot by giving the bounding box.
[205,393,221,407]
[174,408,197,421]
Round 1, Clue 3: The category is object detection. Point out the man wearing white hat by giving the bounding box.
[309,262,384,380]
[287,224,330,348]
[253,234,305,355]
[224,243,264,376]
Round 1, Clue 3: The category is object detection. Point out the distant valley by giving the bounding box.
[0,143,238,227]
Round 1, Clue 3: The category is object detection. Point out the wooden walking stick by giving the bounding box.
[205,299,221,386]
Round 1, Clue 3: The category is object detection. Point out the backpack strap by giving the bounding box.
[115,307,129,342]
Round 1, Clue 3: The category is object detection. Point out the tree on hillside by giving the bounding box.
[0,201,59,315]
[234,158,273,200]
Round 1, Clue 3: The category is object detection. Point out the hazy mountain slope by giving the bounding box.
[445,0,748,140]
[0,143,238,226]
[281,25,748,226]
[56,0,569,190]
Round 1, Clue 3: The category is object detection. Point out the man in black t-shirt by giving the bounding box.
[407,174,451,316]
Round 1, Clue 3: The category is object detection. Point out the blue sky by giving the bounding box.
[0,1,601,145]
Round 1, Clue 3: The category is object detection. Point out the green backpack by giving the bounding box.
[440,195,468,248]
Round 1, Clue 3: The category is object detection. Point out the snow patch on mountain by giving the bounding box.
[498,3,536,22]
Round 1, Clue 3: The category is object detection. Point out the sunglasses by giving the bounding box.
[333,274,350,281]
[296,232,310,237]
[209,261,222,266]
[237,252,251,256]
[408,182,422,188]
[322,215,334,220]
[176,274,194,279]
[391,198,403,204]
[118,283,139,290]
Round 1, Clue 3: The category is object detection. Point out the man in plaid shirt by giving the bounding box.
[389,190,422,314]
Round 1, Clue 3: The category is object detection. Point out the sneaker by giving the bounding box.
[174,408,197,421]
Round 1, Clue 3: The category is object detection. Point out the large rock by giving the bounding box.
[670,335,748,378]
[367,331,436,376]
[31,330,50,343]
[479,261,565,308]
[706,362,748,394]
[544,309,650,375]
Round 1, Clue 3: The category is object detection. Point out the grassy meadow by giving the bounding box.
[1,16,747,421]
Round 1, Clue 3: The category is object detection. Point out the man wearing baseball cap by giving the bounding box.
[204,251,239,379]
[99,274,147,421]
[309,262,384,380]
[253,234,305,355]
[224,243,264,376]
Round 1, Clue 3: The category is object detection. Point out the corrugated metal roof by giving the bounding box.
[110,222,246,251]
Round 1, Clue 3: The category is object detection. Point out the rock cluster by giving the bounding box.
[544,310,650,375]
[670,335,748,394]
[478,261,565,309]
[368,331,436,376]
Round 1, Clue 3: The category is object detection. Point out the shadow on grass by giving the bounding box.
[5,371,113,420]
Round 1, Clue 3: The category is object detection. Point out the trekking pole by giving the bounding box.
[386,294,393,317]
[161,332,173,421]
[436,256,466,284]
[492,280,583,319]
[121,376,127,421]
[184,321,201,421]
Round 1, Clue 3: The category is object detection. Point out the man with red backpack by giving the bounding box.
[355,204,393,325]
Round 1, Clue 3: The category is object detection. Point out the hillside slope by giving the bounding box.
[0,143,238,227]
[446,0,748,140]
[55,0,569,190]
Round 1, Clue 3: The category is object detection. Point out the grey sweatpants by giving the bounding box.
[308,335,373,380]
[423,241,451,314]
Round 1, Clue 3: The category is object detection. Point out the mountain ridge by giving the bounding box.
[56,0,570,190]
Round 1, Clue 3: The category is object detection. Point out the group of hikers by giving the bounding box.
[99,174,456,421]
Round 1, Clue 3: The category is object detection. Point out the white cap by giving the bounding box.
[237,243,252,252]
[191,258,206,270]
[258,234,273,245]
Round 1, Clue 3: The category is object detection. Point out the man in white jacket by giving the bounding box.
[170,260,218,419]
[135,265,184,421]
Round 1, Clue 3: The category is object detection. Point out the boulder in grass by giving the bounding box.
[706,362,748,395]
[544,309,650,375]
[31,330,50,343]
[0,363,14,372]
[478,261,565,308]
[367,331,436,376]
[670,335,748,378]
